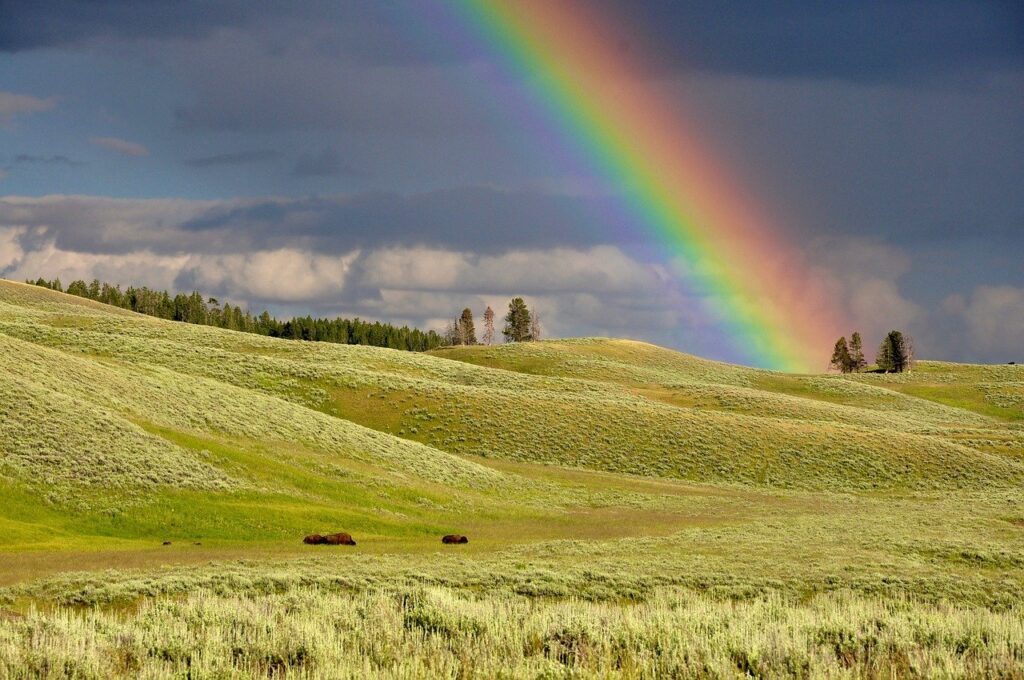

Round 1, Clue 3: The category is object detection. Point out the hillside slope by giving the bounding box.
[1,279,1023,558]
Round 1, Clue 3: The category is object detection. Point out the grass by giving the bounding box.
[4,587,1024,678]
[1,279,1022,677]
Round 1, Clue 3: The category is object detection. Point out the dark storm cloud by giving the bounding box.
[184,150,281,168]
[0,0,251,51]
[13,154,83,166]
[0,0,468,65]
[0,188,627,256]
[292,149,350,178]
[601,0,1024,82]
[169,47,493,134]
[4,0,1019,81]
[178,187,625,253]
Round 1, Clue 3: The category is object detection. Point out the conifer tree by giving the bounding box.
[887,330,908,373]
[482,306,495,345]
[503,297,531,342]
[876,337,893,372]
[876,330,909,373]
[25,275,443,350]
[67,280,89,297]
[830,336,852,373]
[458,308,477,345]
[848,331,866,372]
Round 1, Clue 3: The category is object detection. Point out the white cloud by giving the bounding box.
[181,249,359,302]
[2,195,1016,364]
[0,227,26,270]
[89,136,150,157]
[0,91,56,125]
[1,240,356,305]
[945,286,1024,360]
[810,236,925,338]
[0,226,688,346]
[357,246,670,295]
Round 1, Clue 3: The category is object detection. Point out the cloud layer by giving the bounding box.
[89,137,150,157]
[2,195,1021,363]
[0,91,56,125]
[0,218,681,350]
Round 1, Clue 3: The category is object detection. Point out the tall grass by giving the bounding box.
[2,587,1022,678]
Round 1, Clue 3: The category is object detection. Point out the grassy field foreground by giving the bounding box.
[1,280,1023,677]
[4,587,1023,678]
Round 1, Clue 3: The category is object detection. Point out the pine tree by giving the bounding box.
[830,336,852,373]
[482,306,495,345]
[848,331,866,372]
[876,338,893,372]
[887,330,908,373]
[458,308,477,345]
[67,280,89,297]
[25,275,443,351]
[503,297,531,342]
[876,330,908,373]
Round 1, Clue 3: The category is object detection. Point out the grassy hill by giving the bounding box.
[1,278,1023,677]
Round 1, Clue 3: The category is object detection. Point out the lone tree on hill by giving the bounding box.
[529,307,541,341]
[876,330,909,373]
[848,331,867,372]
[481,306,495,345]
[830,336,853,373]
[503,297,532,342]
[458,307,477,345]
[903,333,916,372]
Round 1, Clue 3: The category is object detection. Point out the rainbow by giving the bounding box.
[442,0,842,371]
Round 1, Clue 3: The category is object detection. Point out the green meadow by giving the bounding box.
[1,279,1023,678]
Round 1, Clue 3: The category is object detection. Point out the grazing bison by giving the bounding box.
[303,534,325,545]
[322,532,356,546]
[441,534,469,544]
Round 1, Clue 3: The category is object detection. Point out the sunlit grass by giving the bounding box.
[2,279,1023,677]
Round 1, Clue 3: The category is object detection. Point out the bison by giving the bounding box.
[441,534,469,544]
[322,532,356,546]
[303,534,325,545]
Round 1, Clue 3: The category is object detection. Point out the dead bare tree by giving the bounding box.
[482,306,495,345]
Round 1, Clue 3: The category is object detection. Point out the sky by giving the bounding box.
[0,0,1021,365]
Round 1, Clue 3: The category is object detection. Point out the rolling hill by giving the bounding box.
[1,278,1023,676]
[1,278,1023,550]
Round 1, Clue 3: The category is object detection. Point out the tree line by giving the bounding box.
[444,297,542,345]
[27,277,444,351]
[830,329,915,373]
